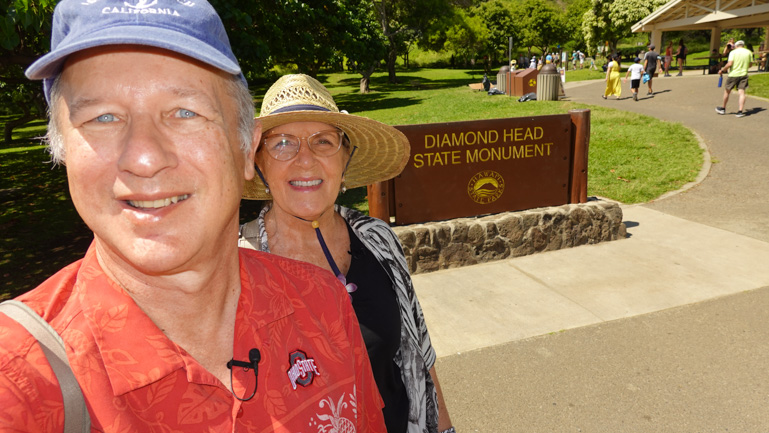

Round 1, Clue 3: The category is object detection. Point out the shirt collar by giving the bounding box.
[76,246,187,395]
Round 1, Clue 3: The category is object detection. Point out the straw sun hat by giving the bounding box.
[242,74,410,200]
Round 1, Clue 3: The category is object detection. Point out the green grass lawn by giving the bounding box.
[1,67,706,299]
[564,67,607,82]
[748,72,769,99]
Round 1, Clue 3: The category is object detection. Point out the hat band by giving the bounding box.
[271,105,333,114]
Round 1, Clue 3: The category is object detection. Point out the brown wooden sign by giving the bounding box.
[368,110,590,225]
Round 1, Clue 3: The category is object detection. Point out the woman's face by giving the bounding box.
[256,121,350,220]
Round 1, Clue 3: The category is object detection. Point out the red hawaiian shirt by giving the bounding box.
[0,244,385,432]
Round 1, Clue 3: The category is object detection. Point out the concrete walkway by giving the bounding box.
[417,70,769,431]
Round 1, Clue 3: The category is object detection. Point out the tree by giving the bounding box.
[216,0,388,92]
[243,0,356,77]
[425,1,515,72]
[210,0,272,79]
[373,0,451,83]
[474,0,516,70]
[515,0,570,56]
[0,0,56,144]
[441,10,486,68]
[564,0,591,51]
[339,4,389,93]
[581,0,667,56]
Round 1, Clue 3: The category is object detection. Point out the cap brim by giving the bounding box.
[25,24,241,80]
[243,111,410,201]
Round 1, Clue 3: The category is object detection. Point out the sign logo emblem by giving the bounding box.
[287,350,320,390]
[468,170,505,204]
[529,78,537,87]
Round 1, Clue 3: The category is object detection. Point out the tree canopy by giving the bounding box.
[516,0,571,56]
[1,0,692,138]
[581,0,668,54]
[373,0,453,83]
[0,0,55,143]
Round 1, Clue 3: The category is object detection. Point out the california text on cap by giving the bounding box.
[25,0,244,102]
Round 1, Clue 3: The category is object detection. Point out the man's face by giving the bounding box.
[55,46,255,276]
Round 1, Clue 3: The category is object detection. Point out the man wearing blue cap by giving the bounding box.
[0,1,386,431]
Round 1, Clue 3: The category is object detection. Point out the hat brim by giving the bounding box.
[25,24,242,81]
[243,110,410,201]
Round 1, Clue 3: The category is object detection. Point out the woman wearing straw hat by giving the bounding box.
[240,74,454,433]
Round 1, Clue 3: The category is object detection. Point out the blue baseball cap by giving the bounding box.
[25,0,245,102]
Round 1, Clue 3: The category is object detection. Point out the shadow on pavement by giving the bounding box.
[622,220,639,237]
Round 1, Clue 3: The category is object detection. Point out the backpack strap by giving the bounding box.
[0,300,91,433]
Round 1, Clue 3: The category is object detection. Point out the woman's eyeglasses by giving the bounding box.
[261,130,345,161]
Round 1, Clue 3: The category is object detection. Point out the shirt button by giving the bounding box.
[237,407,244,418]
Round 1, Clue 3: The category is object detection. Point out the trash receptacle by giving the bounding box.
[504,70,519,96]
[536,63,559,101]
[496,66,510,94]
[514,68,538,96]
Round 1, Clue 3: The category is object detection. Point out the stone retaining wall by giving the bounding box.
[393,199,627,275]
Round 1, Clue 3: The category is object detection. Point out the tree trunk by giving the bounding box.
[387,43,398,84]
[359,64,376,94]
[4,112,36,145]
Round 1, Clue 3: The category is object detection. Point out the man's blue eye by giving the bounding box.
[177,109,197,118]
[96,114,116,122]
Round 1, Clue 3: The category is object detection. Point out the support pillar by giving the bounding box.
[763,26,768,50]
[710,27,722,53]
[568,109,590,204]
[651,30,663,51]
[367,182,390,223]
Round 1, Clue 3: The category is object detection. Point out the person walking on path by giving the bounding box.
[716,40,754,117]
[643,44,659,95]
[603,55,622,99]
[664,41,673,76]
[624,57,644,101]
[675,39,687,76]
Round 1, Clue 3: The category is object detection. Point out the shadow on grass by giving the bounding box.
[0,116,48,150]
[1,147,92,300]
[325,68,483,90]
[334,94,422,114]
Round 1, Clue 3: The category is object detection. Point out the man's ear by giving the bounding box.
[244,118,261,180]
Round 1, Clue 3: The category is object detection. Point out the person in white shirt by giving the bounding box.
[624,57,645,101]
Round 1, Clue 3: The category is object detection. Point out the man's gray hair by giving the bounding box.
[46,74,255,165]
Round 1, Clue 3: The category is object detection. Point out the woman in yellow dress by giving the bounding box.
[603,54,622,99]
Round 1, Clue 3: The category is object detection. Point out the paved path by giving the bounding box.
[565,70,769,242]
[415,70,769,432]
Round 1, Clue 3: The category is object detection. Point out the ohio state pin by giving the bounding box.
[287,350,320,390]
